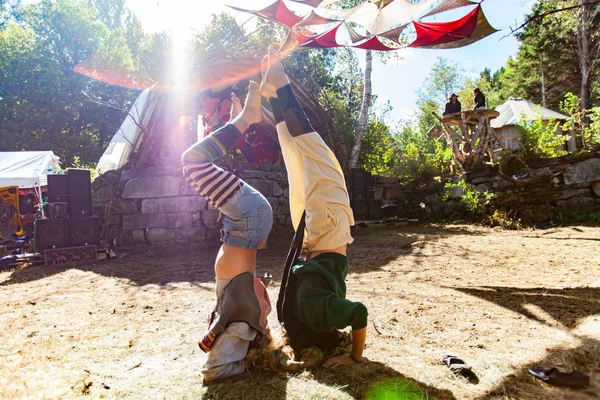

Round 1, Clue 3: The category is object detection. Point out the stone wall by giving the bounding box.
[367,151,600,224]
[94,151,600,244]
[93,163,291,245]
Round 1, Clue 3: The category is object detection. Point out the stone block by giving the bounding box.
[593,181,600,198]
[202,209,222,230]
[121,176,181,199]
[267,171,287,182]
[120,166,178,181]
[166,212,193,229]
[130,227,207,244]
[180,180,199,196]
[122,213,167,231]
[475,184,490,193]
[564,158,600,186]
[245,179,277,196]
[206,230,222,241]
[555,188,592,200]
[529,167,552,184]
[141,196,206,214]
[107,199,138,215]
[238,170,268,180]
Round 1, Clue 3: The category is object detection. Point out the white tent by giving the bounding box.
[491,98,575,152]
[0,151,61,189]
[97,88,159,173]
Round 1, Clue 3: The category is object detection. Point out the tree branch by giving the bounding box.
[500,0,600,40]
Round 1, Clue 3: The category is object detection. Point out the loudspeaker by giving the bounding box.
[48,202,68,219]
[69,217,100,246]
[351,168,367,200]
[35,218,69,253]
[47,174,69,204]
[19,194,36,214]
[368,199,382,220]
[351,199,369,220]
[67,169,93,218]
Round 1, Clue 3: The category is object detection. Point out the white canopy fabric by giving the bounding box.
[491,98,570,128]
[0,151,61,189]
[97,88,158,173]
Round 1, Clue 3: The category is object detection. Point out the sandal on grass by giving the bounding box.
[528,368,590,389]
[443,355,479,384]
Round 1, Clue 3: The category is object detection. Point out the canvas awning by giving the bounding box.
[0,151,61,189]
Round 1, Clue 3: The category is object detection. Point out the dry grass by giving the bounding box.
[1,224,599,399]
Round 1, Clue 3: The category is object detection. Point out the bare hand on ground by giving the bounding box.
[260,48,290,99]
[323,353,354,369]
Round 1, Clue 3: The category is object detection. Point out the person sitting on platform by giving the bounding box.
[473,88,486,110]
[261,50,368,368]
[443,93,461,116]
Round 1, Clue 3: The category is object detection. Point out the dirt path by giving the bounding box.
[1,224,599,399]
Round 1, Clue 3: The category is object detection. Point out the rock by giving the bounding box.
[122,213,167,231]
[141,196,206,214]
[180,181,199,196]
[563,158,600,186]
[121,177,181,199]
[130,227,207,244]
[238,170,268,180]
[475,184,490,193]
[166,212,193,229]
[202,209,221,230]
[529,167,552,184]
[554,188,591,200]
[120,166,178,181]
[593,182,600,198]
[106,199,138,215]
[470,177,491,185]
[245,179,279,196]
[267,171,287,182]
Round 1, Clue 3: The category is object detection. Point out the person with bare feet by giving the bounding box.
[181,82,273,381]
[260,51,368,368]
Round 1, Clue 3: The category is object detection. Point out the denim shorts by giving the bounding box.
[219,184,273,250]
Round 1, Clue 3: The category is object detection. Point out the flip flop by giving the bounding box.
[443,355,472,373]
[443,355,479,384]
[528,368,590,389]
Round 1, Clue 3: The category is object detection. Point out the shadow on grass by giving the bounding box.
[483,336,600,400]
[1,225,488,288]
[453,286,600,329]
[200,359,456,400]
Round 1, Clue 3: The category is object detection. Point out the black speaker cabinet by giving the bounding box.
[48,202,68,219]
[47,174,69,204]
[351,168,367,200]
[69,217,100,246]
[368,199,382,220]
[19,193,36,214]
[351,198,369,220]
[67,169,93,217]
[35,218,69,253]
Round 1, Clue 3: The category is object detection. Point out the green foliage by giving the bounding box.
[488,209,523,230]
[517,115,567,158]
[443,179,495,212]
[493,0,599,110]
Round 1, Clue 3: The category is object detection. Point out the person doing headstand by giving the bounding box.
[261,51,368,368]
[181,82,273,381]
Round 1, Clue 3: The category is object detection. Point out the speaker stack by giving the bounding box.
[350,168,381,221]
[35,169,99,253]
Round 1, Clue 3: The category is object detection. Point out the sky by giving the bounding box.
[126,0,536,123]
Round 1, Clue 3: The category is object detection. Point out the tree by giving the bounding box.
[0,0,138,165]
[417,57,465,111]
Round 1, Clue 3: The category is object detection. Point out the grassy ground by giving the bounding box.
[1,224,599,399]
